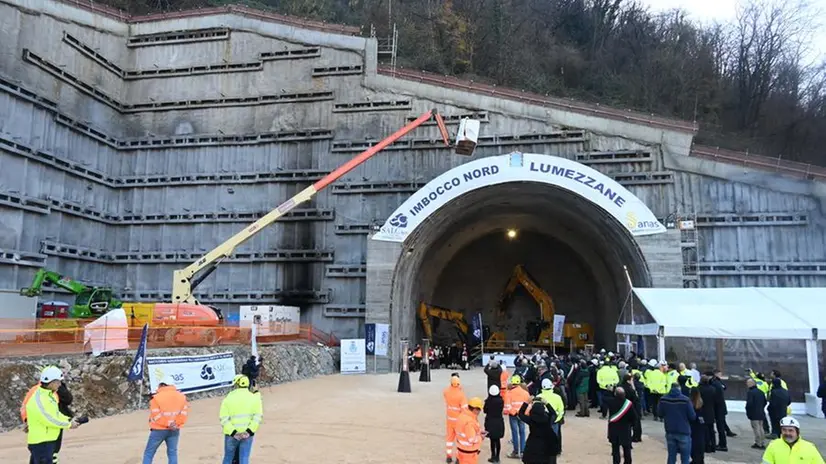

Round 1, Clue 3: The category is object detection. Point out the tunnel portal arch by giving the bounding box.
[366,152,669,368]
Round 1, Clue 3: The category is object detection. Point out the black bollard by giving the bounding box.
[398,339,412,393]
[419,338,431,382]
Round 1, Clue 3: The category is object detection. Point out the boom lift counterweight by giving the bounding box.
[172,110,477,305]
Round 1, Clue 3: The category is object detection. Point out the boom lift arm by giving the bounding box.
[172,110,460,304]
[417,302,470,342]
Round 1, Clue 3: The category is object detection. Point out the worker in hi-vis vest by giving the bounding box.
[24,366,80,464]
[762,416,824,464]
[219,375,263,464]
[444,374,468,463]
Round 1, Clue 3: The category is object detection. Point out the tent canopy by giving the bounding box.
[615,287,826,340]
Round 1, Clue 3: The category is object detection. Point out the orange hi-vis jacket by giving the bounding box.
[499,369,510,389]
[443,385,468,422]
[20,384,55,422]
[455,409,483,453]
[507,386,530,416]
[149,385,190,430]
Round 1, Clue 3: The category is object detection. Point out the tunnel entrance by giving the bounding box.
[368,153,666,363]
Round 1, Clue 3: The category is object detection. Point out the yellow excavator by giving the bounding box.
[489,264,594,350]
[417,302,471,343]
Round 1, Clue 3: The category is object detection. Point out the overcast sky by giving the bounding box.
[636,0,826,66]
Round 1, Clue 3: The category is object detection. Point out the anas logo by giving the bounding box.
[200,364,215,381]
[366,341,375,352]
[625,211,638,230]
[389,213,408,228]
[473,328,482,339]
[348,341,358,353]
[153,367,164,381]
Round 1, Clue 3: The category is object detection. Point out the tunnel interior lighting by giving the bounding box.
[506,229,517,239]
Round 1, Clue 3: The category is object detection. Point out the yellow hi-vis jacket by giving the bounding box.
[538,390,565,423]
[26,387,72,445]
[646,369,669,395]
[219,388,263,436]
[762,437,824,464]
[597,366,619,390]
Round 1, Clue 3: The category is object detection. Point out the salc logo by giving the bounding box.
[389,213,408,228]
[200,364,215,381]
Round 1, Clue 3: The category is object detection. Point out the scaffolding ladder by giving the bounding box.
[678,213,700,288]
[371,23,398,71]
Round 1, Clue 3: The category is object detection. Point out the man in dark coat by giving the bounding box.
[619,374,642,443]
[767,378,791,438]
[484,357,503,390]
[745,378,768,449]
[608,387,637,464]
[484,385,505,463]
[709,370,729,451]
[817,377,826,419]
[697,375,718,453]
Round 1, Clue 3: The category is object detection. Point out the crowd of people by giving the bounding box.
[409,343,471,371]
[441,348,825,464]
[19,355,265,464]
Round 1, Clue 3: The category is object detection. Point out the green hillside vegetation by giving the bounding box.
[98,0,826,166]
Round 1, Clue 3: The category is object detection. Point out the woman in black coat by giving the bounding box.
[518,398,560,464]
[689,388,707,464]
[484,385,506,463]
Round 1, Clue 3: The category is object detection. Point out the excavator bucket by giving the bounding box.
[454,118,480,156]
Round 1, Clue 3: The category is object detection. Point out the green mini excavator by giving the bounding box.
[20,268,122,318]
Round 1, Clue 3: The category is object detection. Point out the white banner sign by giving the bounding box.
[552,314,566,344]
[375,324,390,356]
[240,305,300,336]
[372,152,666,242]
[340,339,366,374]
[84,308,129,356]
[147,352,236,394]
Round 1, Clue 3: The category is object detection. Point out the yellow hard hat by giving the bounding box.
[233,374,250,388]
[468,397,484,409]
[510,375,522,385]
[450,376,461,386]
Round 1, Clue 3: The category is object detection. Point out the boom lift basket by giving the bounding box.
[455,118,480,156]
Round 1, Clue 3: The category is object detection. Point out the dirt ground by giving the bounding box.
[0,368,739,464]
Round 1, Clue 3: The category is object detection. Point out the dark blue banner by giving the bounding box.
[127,323,148,382]
[365,323,376,355]
[471,312,483,344]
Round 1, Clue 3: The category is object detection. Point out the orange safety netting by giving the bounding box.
[0,319,339,357]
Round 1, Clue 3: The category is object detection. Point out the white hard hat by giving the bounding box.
[541,378,553,390]
[489,385,500,396]
[591,358,599,366]
[599,349,606,353]
[780,416,800,429]
[40,366,64,383]
[649,359,658,367]
[608,351,615,357]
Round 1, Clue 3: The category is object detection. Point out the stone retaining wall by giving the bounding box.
[0,343,338,431]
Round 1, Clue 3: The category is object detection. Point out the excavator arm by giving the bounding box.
[172,110,462,304]
[496,264,555,322]
[417,302,469,342]
[20,269,91,297]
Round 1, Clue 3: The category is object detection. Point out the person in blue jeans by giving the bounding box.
[658,382,696,464]
[143,430,180,464]
[508,414,527,457]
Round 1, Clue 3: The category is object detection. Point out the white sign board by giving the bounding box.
[147,352,236,394]
[373,152,665,242]
[375,323,390,356]
[0,291,37,342]
[340,338,366,374]
[552,314,566,344]
[240,305,300,336]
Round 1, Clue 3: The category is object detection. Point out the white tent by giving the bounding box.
[615,287,826,417]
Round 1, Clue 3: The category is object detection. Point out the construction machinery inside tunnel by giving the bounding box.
[386,179,653,352]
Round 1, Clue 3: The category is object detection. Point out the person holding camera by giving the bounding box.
[22,366,83,464]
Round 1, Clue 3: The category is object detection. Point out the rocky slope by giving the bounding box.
[0,343,338,431]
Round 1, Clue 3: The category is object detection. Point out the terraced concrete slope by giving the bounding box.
[1,0,825,374]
